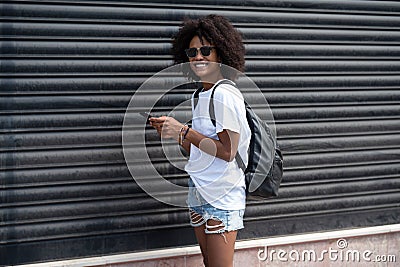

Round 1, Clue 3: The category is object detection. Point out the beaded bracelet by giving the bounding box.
[179,125,190,146]
[182,126,190,144]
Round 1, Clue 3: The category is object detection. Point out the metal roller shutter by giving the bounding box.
[1,0,400,265]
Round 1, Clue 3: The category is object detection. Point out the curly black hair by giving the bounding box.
[171,14,245,80]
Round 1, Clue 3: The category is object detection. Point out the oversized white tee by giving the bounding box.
[185,80,251,210]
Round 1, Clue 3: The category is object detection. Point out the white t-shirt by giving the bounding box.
[185,80,251,210]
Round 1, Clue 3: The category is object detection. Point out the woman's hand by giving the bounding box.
[149,116,184,141]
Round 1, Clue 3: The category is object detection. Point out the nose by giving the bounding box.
[193,50,204,60]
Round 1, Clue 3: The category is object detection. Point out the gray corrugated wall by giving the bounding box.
[1,0,400,265]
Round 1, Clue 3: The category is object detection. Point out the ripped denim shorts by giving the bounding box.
[187,178,245,234]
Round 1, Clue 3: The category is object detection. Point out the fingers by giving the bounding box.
[149,119,163,136]
[148,116,183,140]
[149,116,164,127]
[149,116,167,127]
[149,116,167,123]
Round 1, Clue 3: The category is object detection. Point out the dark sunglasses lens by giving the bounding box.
[185,48,197,57]
[200,46,212,56]
[185,47,214,58]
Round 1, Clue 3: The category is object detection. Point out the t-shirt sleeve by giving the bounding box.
[213,84,245,134]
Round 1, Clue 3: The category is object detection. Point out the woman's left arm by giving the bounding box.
[149,116,239,162]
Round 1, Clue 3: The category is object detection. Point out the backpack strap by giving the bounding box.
[192,79,247,172]
[208,79,236,127]
[193,79,234,112]
[234,149,247,172]
[209,80,248,173]
[192,82,204,111]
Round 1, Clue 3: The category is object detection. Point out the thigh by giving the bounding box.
[193,224,207,256]
[207,231,237,267]
[190,210,209,266]
[206,220,237,267]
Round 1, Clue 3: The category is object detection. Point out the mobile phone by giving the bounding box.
[139,112,153,121]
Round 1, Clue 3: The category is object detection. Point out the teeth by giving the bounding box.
[194,63,208,68]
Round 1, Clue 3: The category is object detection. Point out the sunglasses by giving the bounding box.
[185,46,216,58]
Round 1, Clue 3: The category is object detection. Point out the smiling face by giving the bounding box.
[188,36,224,87]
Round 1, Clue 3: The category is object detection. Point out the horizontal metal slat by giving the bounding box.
[0,95,132,111]
[247,60,400,74]
[283,162,400,183]
[0,106,397,133]
[5,0,400,14]
[273,104,400,120]
[3,59,400,75]
[0,59,173,74]
[241,27,400,43]
[281,133,400,153]
[1,89,398,111]
[0,41,171,56]
[1,182,139,205]
[0,164,130,187]
[264,89,400,104]
[1,75,399,94]
[277,119,400,137]
[3,127,399,153]
[278,177,400,199]
[0,130,122,150]
[0,113,124,130]
[253,75,400,89]
[0,145,125,166]
[100,0,400,14]
[3,3,400,28]
[0,77,146,92]
[0,22,178,38]
[246,44,400,58]
[4,22,400,44]
[285,148,400,168]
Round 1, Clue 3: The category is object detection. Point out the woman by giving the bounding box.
[149,14,250,267]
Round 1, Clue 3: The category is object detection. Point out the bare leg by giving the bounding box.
[190,211,209,266]
[206,219,237,267]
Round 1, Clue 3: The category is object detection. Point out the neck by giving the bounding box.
[202,74,225,90]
